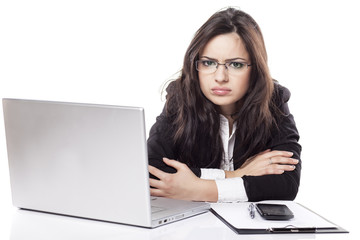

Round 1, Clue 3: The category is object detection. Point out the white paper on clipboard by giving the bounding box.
[210,200,337,229]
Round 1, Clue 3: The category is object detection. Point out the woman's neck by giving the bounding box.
[220,113,235,136]
[217,104,238,135]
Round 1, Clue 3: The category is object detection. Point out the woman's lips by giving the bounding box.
[211,87,231,96]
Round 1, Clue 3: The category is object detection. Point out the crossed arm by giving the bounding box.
[148,150,299,202]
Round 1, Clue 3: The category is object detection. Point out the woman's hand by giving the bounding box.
[225,150,299,178]
[148,158,218,202]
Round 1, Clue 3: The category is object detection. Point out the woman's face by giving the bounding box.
[198,32,251,116]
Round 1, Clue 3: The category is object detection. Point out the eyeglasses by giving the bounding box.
[195,59,251,75]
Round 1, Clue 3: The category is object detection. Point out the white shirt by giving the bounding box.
[200,115,248,202]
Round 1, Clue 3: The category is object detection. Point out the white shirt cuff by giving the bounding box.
[200,168,225,180]
[215,177,248,202]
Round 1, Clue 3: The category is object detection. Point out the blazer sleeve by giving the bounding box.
[147,111,202,179]
[242,86,302,202]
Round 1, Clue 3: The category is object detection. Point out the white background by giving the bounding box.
[1,0,359,238]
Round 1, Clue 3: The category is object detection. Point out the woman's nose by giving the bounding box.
[214,64,229,82]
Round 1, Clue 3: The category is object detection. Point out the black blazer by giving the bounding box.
[147,83,301,202]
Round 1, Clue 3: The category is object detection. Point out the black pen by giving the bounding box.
[269,227,316,233]
[248,203,255,219]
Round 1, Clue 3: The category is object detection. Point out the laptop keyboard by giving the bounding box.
[151,197,166,213]
[151,206,165,213]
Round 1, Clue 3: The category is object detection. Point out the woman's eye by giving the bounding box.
[229,62,245,69]
[202,60,216,67]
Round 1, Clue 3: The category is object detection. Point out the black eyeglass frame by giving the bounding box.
[195,60,252,73]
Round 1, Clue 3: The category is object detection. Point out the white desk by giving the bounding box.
[4,205,352,240]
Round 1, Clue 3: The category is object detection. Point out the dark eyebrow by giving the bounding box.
[200,56,247,62]
[199,56,217,61]
[226,57,247,62]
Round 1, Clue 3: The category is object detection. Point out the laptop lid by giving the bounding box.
[3,98,153,227]
[3,98,209,228]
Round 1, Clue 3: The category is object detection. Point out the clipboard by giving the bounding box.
[210,201,349,234]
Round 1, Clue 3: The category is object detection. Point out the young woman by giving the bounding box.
[147,7,301,202]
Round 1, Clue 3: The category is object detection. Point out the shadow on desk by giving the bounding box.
[10,208,352,240]
[10,209,224,240]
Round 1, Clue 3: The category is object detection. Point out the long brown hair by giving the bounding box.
[165,7,276,168]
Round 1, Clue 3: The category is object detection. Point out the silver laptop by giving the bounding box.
[2,98,210,228]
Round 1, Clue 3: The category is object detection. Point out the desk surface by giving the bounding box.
[2,204,353,240]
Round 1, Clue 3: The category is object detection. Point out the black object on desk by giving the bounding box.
[255,203,294,220]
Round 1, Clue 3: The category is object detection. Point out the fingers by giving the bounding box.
[148,166,168,197]
[266,155,298,175]
[149,177,163,189]
[148,158,182,193]
[263,150,293,159]
[269,156,299,165]
[242,150,300,177]
[162,157,185,170]
[150,186,167,197]
[264,150,299,167]
[264,163,296,175]
[148,158,199,200]
[274,163,296,172]
[148,158,183,181]
[148,165,167,180]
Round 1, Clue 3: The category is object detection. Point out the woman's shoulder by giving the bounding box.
[163,80,181,117]
[273,81,291,105]
[165,80,177,93]
[152,81,179,128]
[271,81,293,118]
